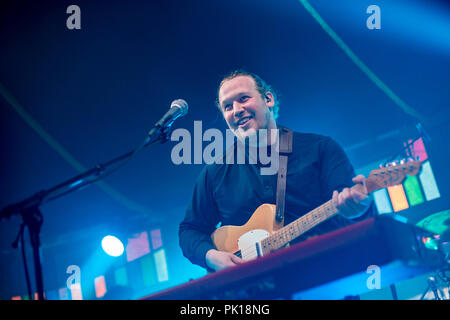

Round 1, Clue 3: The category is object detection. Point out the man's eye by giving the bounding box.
[224,104,232,111]
[240,96,249,102]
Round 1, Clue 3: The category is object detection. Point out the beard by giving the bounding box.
[231,111,277,147]
[233,126,258,145]
[233,127,279,150]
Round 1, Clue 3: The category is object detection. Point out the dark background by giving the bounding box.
[1,0,449,299]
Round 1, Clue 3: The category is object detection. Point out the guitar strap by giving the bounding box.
[275,126,293,223]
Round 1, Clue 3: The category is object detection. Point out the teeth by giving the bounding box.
[238,117,250,125]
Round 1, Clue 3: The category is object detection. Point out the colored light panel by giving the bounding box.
[114,266,128,286]
[140,255,157,286]
[70,283,83,300]
[58,287,69,300]
[151,229,163,250]
[154,249,169,282]
[373,189,392,214]
[11,296,22,300]
[94,276,107,298]
[126,231,150,262]
[419,161,440,201]
[387,185,409,212]
[406,138,428,162]
[403,175,425,206]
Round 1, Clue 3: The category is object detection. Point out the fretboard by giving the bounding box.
[258,160,422,256]
[261,199,338,254]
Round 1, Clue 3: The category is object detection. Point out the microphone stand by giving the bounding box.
[0,124,173,300]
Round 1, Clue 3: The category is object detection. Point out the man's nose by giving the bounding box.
[233,102,244,117]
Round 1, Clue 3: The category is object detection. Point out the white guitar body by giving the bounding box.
[238,229,270,261]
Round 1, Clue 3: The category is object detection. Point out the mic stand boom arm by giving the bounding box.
[0,126,172,300]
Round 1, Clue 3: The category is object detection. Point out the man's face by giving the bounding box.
[218,75,275,142]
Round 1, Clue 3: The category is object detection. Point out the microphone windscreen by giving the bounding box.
[171,99,188,116]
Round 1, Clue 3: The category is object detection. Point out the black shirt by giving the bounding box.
[178,130,373,269]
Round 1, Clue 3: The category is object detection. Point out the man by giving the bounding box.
[179,70,373,272]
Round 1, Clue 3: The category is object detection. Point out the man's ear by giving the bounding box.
[265,92,275,108]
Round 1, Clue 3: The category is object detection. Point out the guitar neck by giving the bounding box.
[262,199,338,254]
[259,160,422,256]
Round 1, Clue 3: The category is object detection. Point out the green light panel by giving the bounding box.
[140,255,157,287]
[154,249,169,282]
[114,266,128,286]
[403,175,425,206]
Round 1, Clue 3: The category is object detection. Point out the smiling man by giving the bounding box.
[218,73,277,145]
[179,70,374,272]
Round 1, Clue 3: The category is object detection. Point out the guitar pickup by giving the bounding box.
[256,242,262,257]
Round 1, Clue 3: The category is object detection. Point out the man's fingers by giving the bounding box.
[332,190,339,207]
[333,177,372,219]
[342,188,352,206]
[351,189,367,202]
[231,254,243,264]
[352,174,365,183]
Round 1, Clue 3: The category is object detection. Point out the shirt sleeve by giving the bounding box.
[319,136,356,199]
[317,136,375,231]
[178,165,220,270]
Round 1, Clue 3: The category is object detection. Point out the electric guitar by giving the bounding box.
[211,160,422,262]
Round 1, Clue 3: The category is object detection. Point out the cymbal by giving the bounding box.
[416,210,450,237]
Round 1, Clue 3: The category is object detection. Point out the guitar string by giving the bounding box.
[237,202,336,255]
[239,201,335,253]
[233,166,414,259]
[240,216,328,259]
[266,201,336,244]
[240,200,336,255]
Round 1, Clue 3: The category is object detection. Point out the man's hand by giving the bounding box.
[206,249,244,272]
[332,175,372,219]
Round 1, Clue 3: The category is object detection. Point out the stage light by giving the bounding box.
[101,235,124,257]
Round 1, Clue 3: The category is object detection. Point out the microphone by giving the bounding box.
[148,99,188,141]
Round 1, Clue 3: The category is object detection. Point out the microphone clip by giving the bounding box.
[147,124,173,145]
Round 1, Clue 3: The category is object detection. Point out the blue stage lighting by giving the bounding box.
[101,235,124,257]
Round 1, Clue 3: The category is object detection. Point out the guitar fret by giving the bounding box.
[268,200,339,250]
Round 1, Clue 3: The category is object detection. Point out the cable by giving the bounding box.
[20,226,33,300]
[13,223,33,300]
[297,0,426,122]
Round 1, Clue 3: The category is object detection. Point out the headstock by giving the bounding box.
[365,159,422,193]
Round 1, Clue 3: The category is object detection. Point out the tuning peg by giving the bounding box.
[386,161,398,167]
